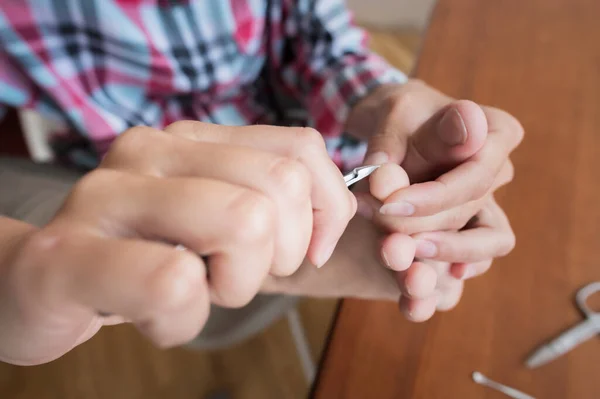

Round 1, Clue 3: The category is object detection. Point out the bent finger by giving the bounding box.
[395,261,438,299]
[102,128,312,276]
[22,228,211,347]
[449,259,493,280]
[164,121,355,267]
[381,130,513,217]
[399,295,438,322]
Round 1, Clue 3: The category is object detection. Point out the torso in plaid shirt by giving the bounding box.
[0,0,406,171]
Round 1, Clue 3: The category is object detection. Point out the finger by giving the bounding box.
[370,194,485,235]
[353,163,410,219]
[103,128,312,276]
[22,226,210,348]
[62,170,276,307]
[368,163,410,202]
[399,294,438,322]
[380,233,416,271]
[371,157,512,224]
[421,264,464,311]
[435,280,464,311]
[483,106,525,151]
[413,228,513,263]
[380,137,509,217]
[164,121,355,267]
[357,160,512,235]
[449,259,493,280]
[394,261,437,299]
[136,289,209,348]
[497,159,514,189]
[412,200,515,263]
[402,100,488,183]
[381,107,522,217]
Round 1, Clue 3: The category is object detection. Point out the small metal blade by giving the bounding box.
[344,165,380,187]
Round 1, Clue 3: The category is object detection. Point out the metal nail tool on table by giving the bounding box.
[526,281,600,368]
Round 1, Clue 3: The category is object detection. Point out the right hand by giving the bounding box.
[0,122,355,366]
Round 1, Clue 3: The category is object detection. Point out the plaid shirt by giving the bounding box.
[0,0,406,171]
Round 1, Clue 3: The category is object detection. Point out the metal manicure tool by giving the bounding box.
[472,372,535,399]
[525,281,600,368]
[343,165,380,187]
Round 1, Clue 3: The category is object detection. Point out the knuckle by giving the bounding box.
[327,193,354,227]
[210,276,258,308]
[228,191,276,244]
[387,90,417,117]
[67,169,120,209]
[447,208,472,231]
[503,160,515,184]
[437,283,464,311]
[108,126,158,161]
[164,120,208,141]
[267,157,311,201]
[505,113,525,146]
[15,227,74,302]
[146,251,204,311]
[491,108,525,147]
[499,231,516,257]
[479,259,493,274]
[293,127,326,152]
[164,120,193,133]
[471,168,495,201]
[217,290,253,308]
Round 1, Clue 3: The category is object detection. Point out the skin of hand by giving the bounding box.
[345,79,524,321]
[0,122,356,366]
[261,206,481,314]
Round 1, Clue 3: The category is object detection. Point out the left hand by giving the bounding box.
[346,79,523,320]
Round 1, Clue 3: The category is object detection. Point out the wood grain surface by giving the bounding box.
[313,0,600,398]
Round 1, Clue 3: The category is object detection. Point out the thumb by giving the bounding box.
[402,100,488,183]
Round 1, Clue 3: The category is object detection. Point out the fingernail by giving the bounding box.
[315,242,337,268]
[364,151,389,165]
[380,201,415,216]
[438,108,468,146]
[461,265,476,280]
[415,240,438,258]
[380,248,392,268]
[356,197,374,220]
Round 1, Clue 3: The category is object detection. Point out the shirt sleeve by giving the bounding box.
[278,0,408,139]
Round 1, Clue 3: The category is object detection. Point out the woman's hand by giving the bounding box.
[0,122,355,365]
[346,79,523,321]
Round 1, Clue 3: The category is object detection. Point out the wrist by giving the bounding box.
[261,215,400,301]
[345,83,405,140]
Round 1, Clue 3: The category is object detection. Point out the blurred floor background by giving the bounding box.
[0,29,422,399]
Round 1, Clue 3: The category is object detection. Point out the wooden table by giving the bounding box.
[313,0,600,398]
